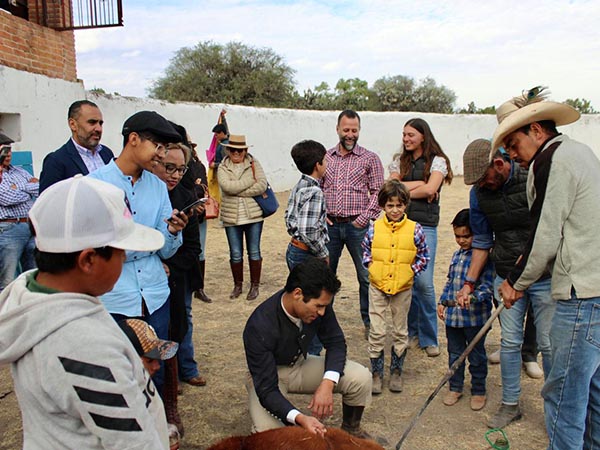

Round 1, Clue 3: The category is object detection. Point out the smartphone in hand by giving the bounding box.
[167,198,207,222]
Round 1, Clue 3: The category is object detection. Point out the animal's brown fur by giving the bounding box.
[206,426,385,450]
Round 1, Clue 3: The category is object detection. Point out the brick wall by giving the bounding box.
[0,9,76,81]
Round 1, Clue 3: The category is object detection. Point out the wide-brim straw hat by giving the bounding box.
[222,134,252,149]
[463,139,492,185]
[490,89,580,154]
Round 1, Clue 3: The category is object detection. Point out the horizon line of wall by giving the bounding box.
[2,64,600,192]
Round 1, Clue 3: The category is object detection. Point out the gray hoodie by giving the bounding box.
[0,271,168,449]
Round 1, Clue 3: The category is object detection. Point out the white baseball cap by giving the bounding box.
[29,175,165,253]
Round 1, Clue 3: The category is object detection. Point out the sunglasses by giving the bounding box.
[229,148,247,154]
[157,161,188,175]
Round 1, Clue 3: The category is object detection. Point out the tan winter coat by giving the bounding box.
[217,154,268,226]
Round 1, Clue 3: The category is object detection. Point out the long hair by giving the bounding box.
[396,118,453,184]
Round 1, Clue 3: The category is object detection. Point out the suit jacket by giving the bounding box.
[40,139,114,193]
[243,290,347,422]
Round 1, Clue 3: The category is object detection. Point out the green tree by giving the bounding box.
[372,75,415,111]
[333,78,379,111]
[149,41,296,107]
[564,98,597,114]
[294,82,337,110]
[457,101,496,114]
[410,77,456,113]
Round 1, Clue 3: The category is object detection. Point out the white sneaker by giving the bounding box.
[488,349,500,364]
[523,361,543,379]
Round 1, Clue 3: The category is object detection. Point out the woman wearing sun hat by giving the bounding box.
[217,135,268,301]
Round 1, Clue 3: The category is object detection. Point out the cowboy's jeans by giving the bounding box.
[543,295,600,450]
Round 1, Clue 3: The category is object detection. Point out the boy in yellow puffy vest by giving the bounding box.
[361,180,429,394]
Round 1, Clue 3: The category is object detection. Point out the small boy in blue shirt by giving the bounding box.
[437,208,494,411]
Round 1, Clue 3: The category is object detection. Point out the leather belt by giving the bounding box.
[327,215,358,223]
[0,218,28,223]
[290,238,310,251]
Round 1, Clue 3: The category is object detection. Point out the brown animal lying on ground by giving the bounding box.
[206,426,386,450]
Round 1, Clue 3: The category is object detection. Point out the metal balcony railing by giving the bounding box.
[30,0,123,30]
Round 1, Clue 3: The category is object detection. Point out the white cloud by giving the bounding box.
[75,0,600,108]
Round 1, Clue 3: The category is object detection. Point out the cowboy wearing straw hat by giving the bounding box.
[492,87,600,449]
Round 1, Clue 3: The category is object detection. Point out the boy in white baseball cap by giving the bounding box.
[0,175,170,449]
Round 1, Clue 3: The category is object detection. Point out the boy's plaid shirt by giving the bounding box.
[439,248,494,328]
[285,174,329,258]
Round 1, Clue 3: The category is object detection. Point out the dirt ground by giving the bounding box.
[0,178,548,449]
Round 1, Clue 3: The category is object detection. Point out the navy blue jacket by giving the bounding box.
[40,139,114,193]
[243,290,347,422]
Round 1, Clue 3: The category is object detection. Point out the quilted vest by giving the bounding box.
[475,165,530,278]
[369,215,417,295]
[404,156,441,227]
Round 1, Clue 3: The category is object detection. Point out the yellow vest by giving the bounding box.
[369,215,417,295]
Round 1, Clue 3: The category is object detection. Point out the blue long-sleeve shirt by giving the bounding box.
[439,248,494,328]
[89,160,182,316]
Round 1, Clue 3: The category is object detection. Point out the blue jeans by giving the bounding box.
[177,272,199,380]
[495,275,555,404]
[285,243,312,271]
[327,221,370,326]
[408,225,438,347]
[111,298,170,396]
[543,295,600,450]
[446,325,488,395]
[287,243,326,355]
[0,222,36,290]
[225,221,263,263]
[198,219,207,262]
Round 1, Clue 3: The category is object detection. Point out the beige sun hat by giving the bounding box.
[222,134,252,150]
[490,86,580,155]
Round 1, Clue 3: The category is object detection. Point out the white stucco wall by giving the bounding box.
[2,65,600,192]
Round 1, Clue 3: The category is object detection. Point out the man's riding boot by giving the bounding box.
[341,403,390,447]
[229,261,243,299]
[194,260,212,303]
[247,258,262,301]
[164,357,184,436]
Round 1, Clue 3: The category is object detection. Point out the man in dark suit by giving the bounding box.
[243,258,381,443]
[40,100,114,192]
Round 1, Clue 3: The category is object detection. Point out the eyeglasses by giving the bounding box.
[229,148,247,154]
[149,140,169,157]
[157,161,188,175]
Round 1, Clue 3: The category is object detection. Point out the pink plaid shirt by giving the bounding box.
[321,143,384,227]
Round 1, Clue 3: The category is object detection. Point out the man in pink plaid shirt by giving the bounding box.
[320,109,384,346]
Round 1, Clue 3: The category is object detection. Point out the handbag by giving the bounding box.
[254,184,279,218]
[201,183,220,219]
[251,161,279,218]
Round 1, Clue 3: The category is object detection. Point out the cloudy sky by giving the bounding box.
[75,0,600,110]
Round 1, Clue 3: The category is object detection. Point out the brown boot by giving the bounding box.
[164,358,184,437]
[194,260,212,303]
[341,403,390,447]
[229,261,243,299]
[247,258,262,301]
